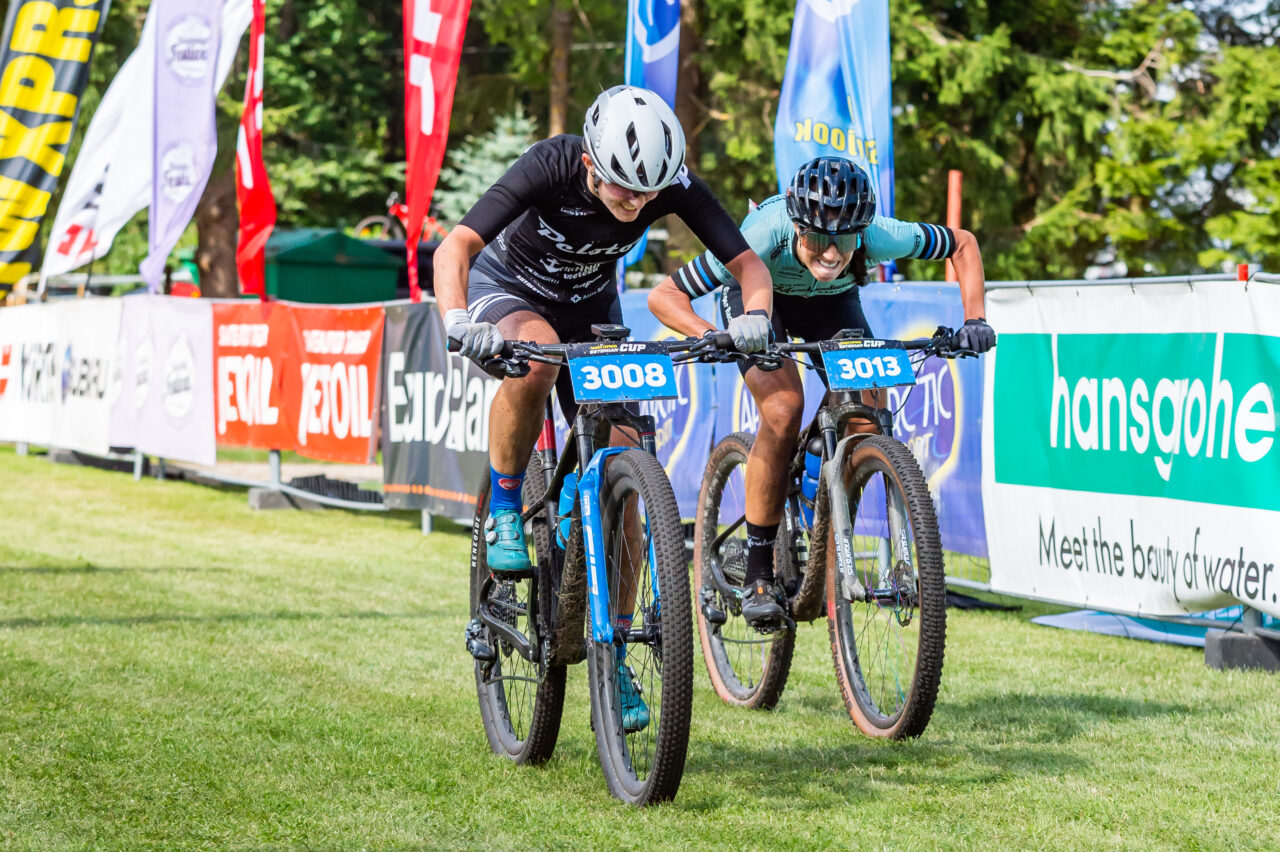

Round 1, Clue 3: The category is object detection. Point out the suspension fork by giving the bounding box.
[818,408,870,603]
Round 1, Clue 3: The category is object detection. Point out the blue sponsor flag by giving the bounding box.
[774,0,895,221]
[620,0,681,277]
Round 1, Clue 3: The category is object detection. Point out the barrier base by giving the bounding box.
[49,448,149,476]
[248,487,322,511]
[1204,630,1280,673]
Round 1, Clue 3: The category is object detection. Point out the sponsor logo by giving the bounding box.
[0,345,12,398]
[133,337,153,411]
[994,332,1280,511]
[559,207,592,216]
[159,144,199,204]
[297,362,374,445]
[217,354,279,434]
[59,345,109,403]
[887,353,958,487]
[166,16,214,82]
[19,343,58,404]
[386,350,500,451]
[301,328,373,356]
[497,477,522,490]
[218,323,270,348]
[533,216,639,257]
[163,335,196,420]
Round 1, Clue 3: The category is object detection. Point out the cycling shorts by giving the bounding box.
[720,284,874,385]
[468,255,626,422]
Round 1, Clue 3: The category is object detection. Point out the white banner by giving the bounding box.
[109,296,215,465]
[983,280,1280,619]
[0,299,122,453]
[39,0,251,286]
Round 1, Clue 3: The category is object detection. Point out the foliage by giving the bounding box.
[434,106,537,222]
[44,0,1280,280]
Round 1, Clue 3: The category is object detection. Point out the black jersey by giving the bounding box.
[459,134,750,304]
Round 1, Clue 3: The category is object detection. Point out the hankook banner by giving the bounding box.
[983,280,1280,619]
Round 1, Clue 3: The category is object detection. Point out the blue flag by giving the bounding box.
[774,0,894,219]
[620,0,681,275]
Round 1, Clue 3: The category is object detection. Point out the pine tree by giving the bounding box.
[434,107,538,223]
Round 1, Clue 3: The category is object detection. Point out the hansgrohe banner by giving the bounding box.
[983,280,1280,620]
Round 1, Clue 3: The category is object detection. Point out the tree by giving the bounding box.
[434,107,537,222]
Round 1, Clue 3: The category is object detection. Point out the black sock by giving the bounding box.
[744,521,779,587]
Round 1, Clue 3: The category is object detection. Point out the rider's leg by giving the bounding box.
[483,310,560,573]
[738,360,804,628]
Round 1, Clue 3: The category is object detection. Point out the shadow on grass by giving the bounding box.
[937,691,1194,741]
[0,608,445,630]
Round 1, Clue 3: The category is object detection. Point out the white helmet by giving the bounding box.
[583,85,686,192]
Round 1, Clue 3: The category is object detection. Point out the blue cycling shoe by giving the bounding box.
[484,509,532,575]
[615,656,650,733]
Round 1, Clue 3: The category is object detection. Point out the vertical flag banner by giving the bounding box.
[774,0,894,218]
[621,0,681,269]
[40,0,251,291]
[140,0,222,293]
[0,0,110,297]
[235,0,275,298]
[403,0,471,302]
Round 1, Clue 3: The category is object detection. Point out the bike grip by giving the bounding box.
[711,330,734,350]
[446,335,462,353]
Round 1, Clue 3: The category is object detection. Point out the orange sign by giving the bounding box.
[212,301,294,451]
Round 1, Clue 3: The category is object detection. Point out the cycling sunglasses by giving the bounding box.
[798,228,859,254]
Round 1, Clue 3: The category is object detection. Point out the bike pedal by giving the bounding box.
[464,617,497,662]
[701,601,727,626]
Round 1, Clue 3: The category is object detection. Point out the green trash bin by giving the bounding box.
[264,228,403,303]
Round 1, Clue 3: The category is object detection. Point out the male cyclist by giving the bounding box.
[648,156,996,630]
[435,86,774,729]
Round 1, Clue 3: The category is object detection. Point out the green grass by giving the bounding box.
[1,445,1277,850]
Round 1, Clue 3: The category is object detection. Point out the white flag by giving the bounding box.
[39,0,251,292]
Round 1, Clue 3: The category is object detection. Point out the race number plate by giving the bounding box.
[819,339,915,391]
[566,342,678,403]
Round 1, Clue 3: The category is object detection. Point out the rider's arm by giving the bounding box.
[726,249,772,315]
[951,228,987,320]
[433,224,486,316]
[647,247,773,337]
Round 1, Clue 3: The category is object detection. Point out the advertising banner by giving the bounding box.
[403,0,471,300]
[984,281,1280,619]
[774,0,894,217]
[287,305,384,463]
[0,0,110,294]
[621,0,680,269]
[0,298,120,453]
[235,0,275,298]
[382,301,499,516]
[40,0,250,287]
[140,0,222,292]
[109,296,215,465]
[213,300,293,450]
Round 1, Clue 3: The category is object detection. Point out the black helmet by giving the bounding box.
[785,157,876,234]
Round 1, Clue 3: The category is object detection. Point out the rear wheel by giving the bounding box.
[354,214,405,240]
[469,464,566,764]
[827,435,946,739]
[586,449,692,805]
[692,433,795,711]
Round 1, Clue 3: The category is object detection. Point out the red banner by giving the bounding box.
[213,302,293,450]
[213,303,383,463]
[235,0,276,298]
[285,305,384,463]
[403,0,470,301]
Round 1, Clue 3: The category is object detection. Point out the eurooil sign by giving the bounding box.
[994,332,1280,511]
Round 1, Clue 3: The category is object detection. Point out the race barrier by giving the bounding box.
[7,274,1279,635]
[983,275,1280,623]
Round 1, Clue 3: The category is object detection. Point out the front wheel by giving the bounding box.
[469,468,566,764]
[586,449,692,805]
[827,435,946,739]
[692,432,795,711]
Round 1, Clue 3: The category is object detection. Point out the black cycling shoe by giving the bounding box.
[741,581,787,632]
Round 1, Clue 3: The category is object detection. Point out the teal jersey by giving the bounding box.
[672,194,958,299]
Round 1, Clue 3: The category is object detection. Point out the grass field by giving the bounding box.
[2,446,1277,850]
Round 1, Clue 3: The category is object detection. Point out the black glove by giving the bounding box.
[953,318,996,353]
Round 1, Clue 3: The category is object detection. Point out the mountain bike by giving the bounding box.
[354,191,448,241]
[459,325,706,805]
[694,327,972,739]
